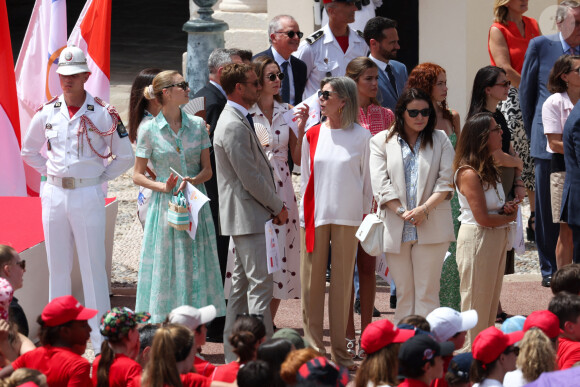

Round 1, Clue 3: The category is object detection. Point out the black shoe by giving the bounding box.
[372,306,380,317]
[354,299,361,314]
[326,269,331,282]
[527,211,535,242]
[541,276,552,288]
[390,295,397,309]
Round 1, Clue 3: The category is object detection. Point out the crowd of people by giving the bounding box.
[5,0,580,385]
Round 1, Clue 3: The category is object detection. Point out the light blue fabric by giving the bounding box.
[399,134,422,243]
[135,110,226,322]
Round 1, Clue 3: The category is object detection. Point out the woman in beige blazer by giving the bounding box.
[369,88,455,323]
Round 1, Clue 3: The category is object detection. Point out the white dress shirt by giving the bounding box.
[272,46,296,105]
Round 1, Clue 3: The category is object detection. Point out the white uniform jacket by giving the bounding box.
[294,23,368,99]
[21,93,134,182]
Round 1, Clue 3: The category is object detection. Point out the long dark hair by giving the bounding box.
[253,55,283,103]
[467,65,506,118]
[128,68,162,143]
[257,339,293,387]
[453,112,501,189]
[387,87,436,149]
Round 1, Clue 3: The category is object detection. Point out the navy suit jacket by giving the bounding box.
[377,59,408,111]
[520,34,565,161]
[253,47,307,104]
[561,102,580,226]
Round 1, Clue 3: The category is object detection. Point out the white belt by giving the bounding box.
[47,175,100,189]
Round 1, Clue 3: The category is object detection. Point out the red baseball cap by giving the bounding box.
[41,295,98,327]
[472,326,524,364]
[361,319,415,354]
[524,310,560,339]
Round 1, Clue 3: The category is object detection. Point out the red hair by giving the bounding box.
[406,62,454,126]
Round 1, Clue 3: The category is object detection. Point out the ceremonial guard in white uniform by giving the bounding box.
[294,0,368,98]
[21,46,134,352]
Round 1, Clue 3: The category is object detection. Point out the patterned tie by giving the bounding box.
[385,64,398,97]
[246,113,256,133]
[281,61,290,103]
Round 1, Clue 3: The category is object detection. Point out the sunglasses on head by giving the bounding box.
[275,30,304,39]
[165,81,189,91]
[318,90,337,100]
[267,72,285,82]
[406,108,430,118]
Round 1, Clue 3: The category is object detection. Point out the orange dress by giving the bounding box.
[488,16,540,73]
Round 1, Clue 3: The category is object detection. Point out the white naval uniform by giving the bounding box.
[21,92,134,351]
[294,23,368,99]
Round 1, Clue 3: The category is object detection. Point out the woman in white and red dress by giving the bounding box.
[300,76,372,370]
[345,57,394,359]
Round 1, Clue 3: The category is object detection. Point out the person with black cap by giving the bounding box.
[398,335,455,387]
[445,353,473,387]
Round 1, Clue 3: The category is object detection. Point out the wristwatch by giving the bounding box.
[396,206,405,216]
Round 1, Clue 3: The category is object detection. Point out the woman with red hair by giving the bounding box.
[407,63,461,312]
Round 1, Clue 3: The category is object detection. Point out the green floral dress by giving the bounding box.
[439,132,461,311]
[135,111,226,322]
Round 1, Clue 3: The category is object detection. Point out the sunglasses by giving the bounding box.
[14,260,25,270]
[266,72,285,82]
[318,90,338,100]
[504,346,520,356]
[240,80,260,87]
[165,81,189,91]
[495,80,511,88]
[406,108,430,118]
[275,30,304,39]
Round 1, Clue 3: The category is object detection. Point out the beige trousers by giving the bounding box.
[300,225,358,368]
[457,224,510,352]
[385,240,449,324]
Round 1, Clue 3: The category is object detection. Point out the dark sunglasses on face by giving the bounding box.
[406,108,430,118]
[495,80,511,88]
[14,260,25,270]
[267,72,285,82]
[165,81,189,91]
[240,80,260,87]
[318,90,337,100]
[275,30,304,39]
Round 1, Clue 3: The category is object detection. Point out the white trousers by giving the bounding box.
[41,183,110,352]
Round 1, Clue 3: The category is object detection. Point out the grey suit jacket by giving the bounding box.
[369,129,455,253]
[213,104,284,235]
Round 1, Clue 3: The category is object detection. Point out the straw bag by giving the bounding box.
[168,191,189,231]
[355,207,385,256]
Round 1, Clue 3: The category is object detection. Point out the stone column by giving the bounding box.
[183,0,229,95]
[214,0,269,54]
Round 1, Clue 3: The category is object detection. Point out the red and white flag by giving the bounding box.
[0,1,27,196]
[14,0,67,196]
[68,0,111,102]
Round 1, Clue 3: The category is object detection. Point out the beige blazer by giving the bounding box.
[369,129,455,253]
[214,104,284,236]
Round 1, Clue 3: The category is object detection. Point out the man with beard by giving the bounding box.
[364,16,407,110]
[213,63,288,362]
[295,0,368,99]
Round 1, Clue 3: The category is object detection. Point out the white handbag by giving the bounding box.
[355,208,385,256]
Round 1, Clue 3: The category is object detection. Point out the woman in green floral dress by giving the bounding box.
[133,70,226,322]
[407,63,461,311]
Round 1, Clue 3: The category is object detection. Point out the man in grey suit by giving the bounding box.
[364,17,408,111]
[520,0,580,286]
[214,63,288,362]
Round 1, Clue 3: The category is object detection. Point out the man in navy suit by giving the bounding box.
[193,48,242,341]
[254,15,307,105]
[363,17,408,111]
[520,0,580,286]
[561,102,580,263]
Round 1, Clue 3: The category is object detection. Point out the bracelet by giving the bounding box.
[423,204,429,220]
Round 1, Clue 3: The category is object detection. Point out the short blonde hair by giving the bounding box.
[493,0,511,24]
[320,76,359,129]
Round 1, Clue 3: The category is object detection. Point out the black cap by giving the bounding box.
[448,353,473,382]
[399,335,455,370]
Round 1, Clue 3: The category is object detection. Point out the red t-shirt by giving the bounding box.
[194,354,216,377]
[211,360,240,383]
[399,378,430,387]
[68,106,81,119]
[91,353,142,387]
[11,345,91,387]
[336,35,349,54]
[181,373,212,387]
[557,336,580,369]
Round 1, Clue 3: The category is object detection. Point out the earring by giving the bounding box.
[339,106,343,114]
